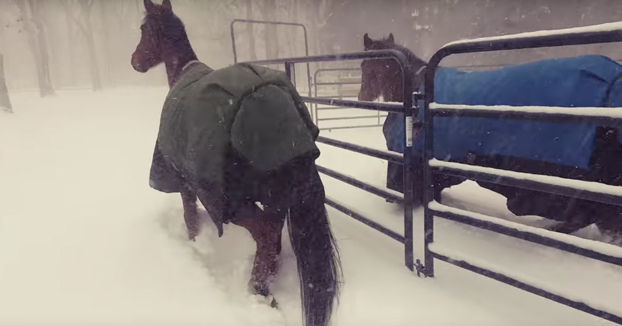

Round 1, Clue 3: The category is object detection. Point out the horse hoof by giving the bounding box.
[187,227,199,241]
[269,296,279,309]
[253,293,279,309]
[263,294,279,309]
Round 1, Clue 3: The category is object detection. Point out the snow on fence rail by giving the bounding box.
[443,21,622,47]
[429,201,622,263]
[430,159,622,207]
[429,103,622,119]
[429,242,622,321]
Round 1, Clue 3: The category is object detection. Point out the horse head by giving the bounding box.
[358,33,427,103]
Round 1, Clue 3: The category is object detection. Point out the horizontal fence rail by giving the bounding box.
[422,22,622,325]
[301,96,404,113]
[430,159,622,207]
[429,202,622,266]
[241,49,417,270]
[429,103,622,125]
[317,136,404,164]
[311,67,386,130]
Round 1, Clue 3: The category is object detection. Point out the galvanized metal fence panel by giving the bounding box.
[420,23,622,325]
[241,50,418,270]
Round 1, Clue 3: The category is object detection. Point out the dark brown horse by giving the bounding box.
[359,33,622,242]
[131,1,342,325]
[358,33,429,204]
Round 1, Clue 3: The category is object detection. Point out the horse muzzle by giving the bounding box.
[131,55,148,73]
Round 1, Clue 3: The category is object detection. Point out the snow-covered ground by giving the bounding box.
[1,87,621,326]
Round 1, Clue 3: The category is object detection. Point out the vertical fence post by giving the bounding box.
[412,89,434,277]
[230,22,238,63]
[402,62,415,271]
[285,62,293,82]
[313,74,318,125]
[291,64,297,88]
[422,63,436,277]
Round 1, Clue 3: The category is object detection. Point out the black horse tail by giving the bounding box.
[287,160,342,326]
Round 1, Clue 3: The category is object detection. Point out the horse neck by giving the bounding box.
[162,39,199,88]
[384,86,404,103]
[387,62,426,103]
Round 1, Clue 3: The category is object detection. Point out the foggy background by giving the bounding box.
[1,0,622,98]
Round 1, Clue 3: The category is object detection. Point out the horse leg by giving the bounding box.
[234,209,285,307]
[180,185,200,241]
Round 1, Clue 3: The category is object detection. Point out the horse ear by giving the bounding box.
[144,0,156,12]
[363,33,372,49]
[162,0,172,12]
[388,33,395,43]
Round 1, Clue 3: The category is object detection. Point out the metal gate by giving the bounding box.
[420,25,622,324]
[229,19,312,103]
[231,19,387,131]
[311,67,387,130]
[241,50,418,270]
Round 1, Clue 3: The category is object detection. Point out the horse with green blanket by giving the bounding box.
[131,1,342,325]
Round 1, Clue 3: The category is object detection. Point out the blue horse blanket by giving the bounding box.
[384,55,622,169]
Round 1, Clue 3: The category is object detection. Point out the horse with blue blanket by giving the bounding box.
[131,1,341,325]
[359,33,622,242]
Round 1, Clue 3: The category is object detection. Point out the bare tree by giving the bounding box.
[60,0,102,91]
[0,52,11,113]
[14,0,54,97]
[0,6,13,113]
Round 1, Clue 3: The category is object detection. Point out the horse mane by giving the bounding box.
[393,43,427,74]
[381,41,427,77]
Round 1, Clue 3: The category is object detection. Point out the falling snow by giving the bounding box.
[0,88,620,325]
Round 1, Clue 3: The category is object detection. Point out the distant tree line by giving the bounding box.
[1,0,620,103]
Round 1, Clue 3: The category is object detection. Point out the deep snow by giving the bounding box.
[1,87,620,326]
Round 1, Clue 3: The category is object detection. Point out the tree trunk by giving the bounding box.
[16,0,55,97]
[0,53,12,113]
[66,15,77,86]
[64,0,102,91]
[30,1,54,97]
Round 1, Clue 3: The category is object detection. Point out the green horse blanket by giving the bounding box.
[148,62,320,236]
